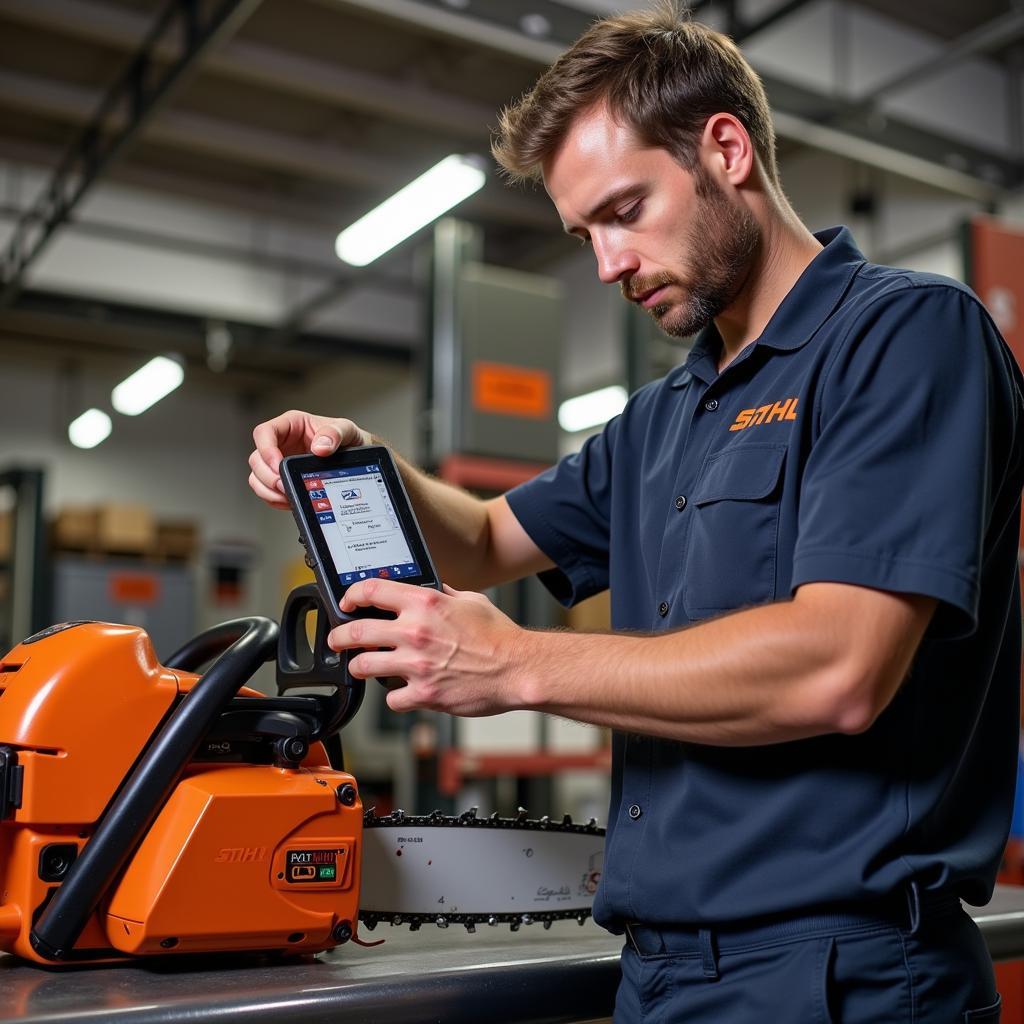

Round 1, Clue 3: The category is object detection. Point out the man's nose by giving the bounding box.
[592,235,640,285]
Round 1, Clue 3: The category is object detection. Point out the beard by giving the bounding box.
[623,167,761,339]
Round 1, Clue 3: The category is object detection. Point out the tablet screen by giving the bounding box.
[299,462,423,586]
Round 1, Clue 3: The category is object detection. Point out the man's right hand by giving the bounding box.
[248,410,371,510]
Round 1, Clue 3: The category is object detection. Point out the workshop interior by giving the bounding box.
[0,0,1023,1021]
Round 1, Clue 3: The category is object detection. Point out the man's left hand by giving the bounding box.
[327,579,528,715]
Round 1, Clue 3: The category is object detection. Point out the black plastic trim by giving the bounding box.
[0,745,24,820]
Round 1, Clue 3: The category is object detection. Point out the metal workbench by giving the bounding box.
[3,886,1024,1024]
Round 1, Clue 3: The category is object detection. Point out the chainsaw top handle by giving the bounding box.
[275,583,365,740]
[30,615,278,962]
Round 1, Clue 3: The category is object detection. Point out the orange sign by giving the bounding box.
[109,573,159,605]
[471,362,552,420]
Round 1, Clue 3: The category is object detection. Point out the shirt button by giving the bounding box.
[628,804,642,820]
[674,495,687,511]
[658,601,669,617]
[704,398,719,411]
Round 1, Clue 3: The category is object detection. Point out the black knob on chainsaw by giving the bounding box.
[275,736,308,765]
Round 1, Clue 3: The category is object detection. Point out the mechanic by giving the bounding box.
[249,6,1024,1021]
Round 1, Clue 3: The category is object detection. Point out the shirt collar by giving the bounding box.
[672,226,866,388]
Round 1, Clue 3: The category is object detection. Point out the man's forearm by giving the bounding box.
[516,584,934,746]
[373,441,495,589]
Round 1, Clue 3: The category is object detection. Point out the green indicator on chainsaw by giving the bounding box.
[318,865,337,881]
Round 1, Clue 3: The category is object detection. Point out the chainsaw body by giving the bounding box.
[0,586,365,963]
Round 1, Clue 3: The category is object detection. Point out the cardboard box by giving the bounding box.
[97,503,155,554]
[155,520,199,560]
[52,506,100,551]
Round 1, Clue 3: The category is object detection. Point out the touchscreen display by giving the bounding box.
[300,463,422,586]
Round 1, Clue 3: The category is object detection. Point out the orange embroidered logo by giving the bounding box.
[729,398,799,432]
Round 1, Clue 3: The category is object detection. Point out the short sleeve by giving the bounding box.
[792,284,1005,637]
[504,415,619,607]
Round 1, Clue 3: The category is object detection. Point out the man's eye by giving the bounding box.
[618,203,641,223]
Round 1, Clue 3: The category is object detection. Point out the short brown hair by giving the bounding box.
[492,3,779,187]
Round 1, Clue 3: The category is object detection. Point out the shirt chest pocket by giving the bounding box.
[683,444,787,618]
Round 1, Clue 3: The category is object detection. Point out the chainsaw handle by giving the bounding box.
[30,616,279,961]
[276,584,365,741]
[163,618,268,672]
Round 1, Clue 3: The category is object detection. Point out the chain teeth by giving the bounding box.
[358,906,597,931]
[363,807,604,836]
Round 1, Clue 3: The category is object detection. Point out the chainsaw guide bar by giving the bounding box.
[359,807,606,933]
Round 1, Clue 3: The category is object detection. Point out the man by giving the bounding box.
[249,6,1023,1021]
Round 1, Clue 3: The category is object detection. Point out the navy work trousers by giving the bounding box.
[613,894,1001,1022]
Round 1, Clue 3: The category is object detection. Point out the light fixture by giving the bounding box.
[111,355,184,416]
[558,385,628,433]
[335,154,487,267]
[205,320,233,373]
[520,13,552,37]
[68,408,112,449]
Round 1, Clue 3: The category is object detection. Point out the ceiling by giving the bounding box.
[0,0,1021,377]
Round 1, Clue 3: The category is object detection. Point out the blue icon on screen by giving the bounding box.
[317,512,335,524]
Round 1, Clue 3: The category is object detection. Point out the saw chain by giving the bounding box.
[359,806,606,933]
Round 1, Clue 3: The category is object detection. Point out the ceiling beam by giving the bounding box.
[852,7,1024,106]
[0,0,497,140]
[771,108,1006,201]
[0,136,342,229]
[0,201,341,283]
[0,0,263,308]
[326,0,1018,198]
[0,289,414,377]
[0,68,555,230]
[321,0,565,65]
[732,0,820,41]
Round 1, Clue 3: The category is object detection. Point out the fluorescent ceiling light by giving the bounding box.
[68,408,112,449]
[558,385,628,433]
[335,154,487,267]
[112,355,184,416]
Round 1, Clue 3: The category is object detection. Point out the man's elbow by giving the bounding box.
[777,659,898,737]
[813,663,901,736]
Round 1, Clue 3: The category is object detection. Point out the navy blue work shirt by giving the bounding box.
[505,227,1024,930]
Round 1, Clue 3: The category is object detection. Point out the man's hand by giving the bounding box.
[248,410,371,509]
[327,579,528,716]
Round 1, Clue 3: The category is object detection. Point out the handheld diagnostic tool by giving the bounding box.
[280,446,441,626]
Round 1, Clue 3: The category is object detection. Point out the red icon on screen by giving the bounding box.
[304,478,323,491]
[312,499,331,512]
[377,569,390,578]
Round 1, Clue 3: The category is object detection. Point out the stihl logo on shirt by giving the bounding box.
[729,397,799,432]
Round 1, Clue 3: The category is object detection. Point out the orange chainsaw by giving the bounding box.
[0,585,604,965]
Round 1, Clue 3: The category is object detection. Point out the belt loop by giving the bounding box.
[905,881,922,936]
[699,928,719,980]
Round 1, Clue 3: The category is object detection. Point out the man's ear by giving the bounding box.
[701,113,754,187]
